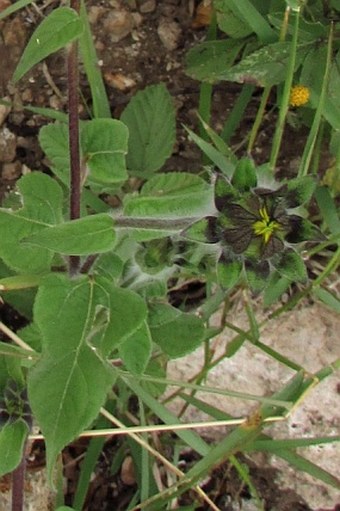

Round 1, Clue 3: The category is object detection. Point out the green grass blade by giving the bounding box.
[79,0,111,118]
[249,436,340,451]
[272,449,340,489]
[72,435,106,510]
[184,126,234,177]
[315,185,340,236]
[0,0,34,21]
[123,377,210,456]
[226,0,276,43]
[221,84,255,144]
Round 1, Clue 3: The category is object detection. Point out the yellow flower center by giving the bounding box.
[289,85,310,107]
[253,207,280,244]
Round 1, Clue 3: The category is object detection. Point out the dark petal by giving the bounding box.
[262,236,284,259]
[214,173,238,212]
[182,216,219,243]
[222,203,257,224]
[285,176,316,207]
[254,187,282,197]
[271,199,287,222]
[217,253,242,290]
[222,227,253,253]
[286,216,326,243]
[245,258,270,293]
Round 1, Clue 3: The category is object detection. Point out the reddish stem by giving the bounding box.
[11,452,26,511]
[68,0,81,275]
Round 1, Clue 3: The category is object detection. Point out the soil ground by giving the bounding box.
[0,1,339,510]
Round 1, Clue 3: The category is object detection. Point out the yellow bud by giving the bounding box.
[289,85,310,107]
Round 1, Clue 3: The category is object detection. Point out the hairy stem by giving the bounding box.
[11,450,26,511]
[68,0,81,275]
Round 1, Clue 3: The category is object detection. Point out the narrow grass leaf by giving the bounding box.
[185,127,234,177]
[79,0,111,118]
[315,185,340,236]
[124,378,209,456]
[271,449,340,489]
[313,288,340,313]
[0,0,35,21]
[221,0,276,42]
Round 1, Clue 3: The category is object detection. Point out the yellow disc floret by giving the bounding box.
[253,206,280,244]
[289,85,310,107]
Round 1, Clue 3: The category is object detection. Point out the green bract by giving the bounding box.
[184,160,320,293]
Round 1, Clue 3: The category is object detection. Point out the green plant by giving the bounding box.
[0,1,339,511]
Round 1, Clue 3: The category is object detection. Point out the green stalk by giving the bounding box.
[298,24,334,177]
[198,11,217,144]
[269,7,300,170]
[221,84,254,145]
[247,86,271,154]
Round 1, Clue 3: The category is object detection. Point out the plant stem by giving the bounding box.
[11,450,26,511]
[298,23,333,177]
[68,0,81,275]
[269,7,300,170]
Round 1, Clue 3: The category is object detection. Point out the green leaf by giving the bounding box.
[13,7,83,82]
[82,119,128,187]
[24,213,116,255]
[148,303,205,358]
[231,157,257,192]
[0,420,29,477]
[215,0,276,42]
[27,274,146,483]
[274,250,307,282]
[221,42,307,87]
[121,84,176,177]
[124,173,213,219]
[185,40,244,83]
[118,321,152,375]
[214,0,253,38]
[217,253,242,290]
[263,272,291,307]
[39,122,69,185]
[39,120,129,191]
[0,172,64,273]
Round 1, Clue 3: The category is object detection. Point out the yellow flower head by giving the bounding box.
[289,84,310,107]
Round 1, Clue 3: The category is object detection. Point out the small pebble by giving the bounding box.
[139,0,156,14]
[103,10,134,42]
[2,161,22,180]
[157,18,181,51]
[0,100,11,126]
[0,127,17,162]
